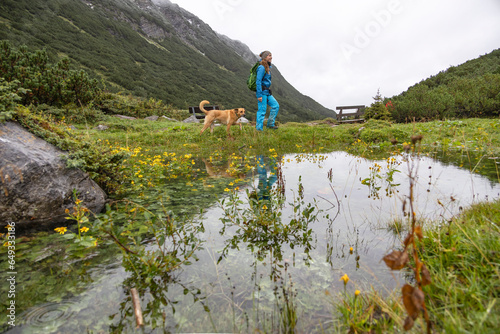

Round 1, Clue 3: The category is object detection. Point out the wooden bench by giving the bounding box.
[189,104,219,120]
[336,105,366,124]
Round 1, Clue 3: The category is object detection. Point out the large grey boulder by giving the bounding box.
[0,122,107,226]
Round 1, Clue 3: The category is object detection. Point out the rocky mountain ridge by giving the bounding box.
[0,0,335,121]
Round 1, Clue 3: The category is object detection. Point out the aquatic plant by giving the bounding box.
[218,161,320,280]
[361,156,401,199]
[383,135,433,332]
[54,192,99,255]
[95,203,205,279]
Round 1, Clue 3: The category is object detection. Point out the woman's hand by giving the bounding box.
[258,97,262,102]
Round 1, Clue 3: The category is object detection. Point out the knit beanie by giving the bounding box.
[259,50,271,59]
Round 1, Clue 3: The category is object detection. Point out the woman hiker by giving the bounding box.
[255,51,279,131]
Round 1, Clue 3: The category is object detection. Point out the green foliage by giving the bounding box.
[364,89,392,121]
[359,128,389,143]
[0,0,336,122]
[390,49,500,122]
[420,199,500,332]
[33,103,105,124]
[218,172,318,271]
[95,204,204,280]
[356,120,410,145]
[13,107,126,193]
[53,192,100,256]
[0,78,26,122]
[0,41,101,106]
[97,93,188,120]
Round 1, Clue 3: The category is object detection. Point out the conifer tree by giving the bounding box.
[365,89,392,121]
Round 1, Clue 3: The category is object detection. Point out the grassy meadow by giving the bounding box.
[80,114,499,333]
[2,109,499,333]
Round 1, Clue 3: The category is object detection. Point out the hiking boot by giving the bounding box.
[267,126,279,130]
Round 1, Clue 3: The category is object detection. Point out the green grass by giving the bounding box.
[422,200,500,333]
[84,116,500,179]
[6,109,500,333]
[85,115,499,332]
[327,199,500,334]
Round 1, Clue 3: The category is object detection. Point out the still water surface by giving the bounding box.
[3,151,499,333]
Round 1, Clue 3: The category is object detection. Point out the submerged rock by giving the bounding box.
[0,122,107,226]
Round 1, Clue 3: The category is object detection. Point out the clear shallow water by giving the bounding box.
[2,151,500,333]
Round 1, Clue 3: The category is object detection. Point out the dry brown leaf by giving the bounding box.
[383,250,409,270]
[421,264,432,286]
[403,316,414,330]
[411,287,425,311]
[415,225,423,240]
[403,233,414,248]
[402,284,422,320]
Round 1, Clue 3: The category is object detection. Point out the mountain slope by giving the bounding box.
[388,49,500,122]
[0,0,335,122]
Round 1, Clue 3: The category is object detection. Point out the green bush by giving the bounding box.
[96,93,189,120]
[364,90,392,121]
[388,127,411,143]
[33,103,105,124]
[389,49,500,122]
[0,78,27,122]
[13,107,125,193]
[359,128,389,143]
[0,41,101,107]
[363,119,392,129]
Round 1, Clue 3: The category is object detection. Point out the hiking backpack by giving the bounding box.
[246,61,260,91]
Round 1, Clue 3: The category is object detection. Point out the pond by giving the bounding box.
[2,150,499,333]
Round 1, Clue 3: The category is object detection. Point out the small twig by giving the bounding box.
[130,288,144,328]
[104,229,137,255]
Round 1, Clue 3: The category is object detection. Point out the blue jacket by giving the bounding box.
[256,63,272,98]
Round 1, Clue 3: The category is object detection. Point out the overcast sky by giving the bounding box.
[163,0,500,111]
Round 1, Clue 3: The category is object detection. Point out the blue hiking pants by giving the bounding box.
[256,95,279,131]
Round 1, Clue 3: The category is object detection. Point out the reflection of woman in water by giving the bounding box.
[254,155,278,201]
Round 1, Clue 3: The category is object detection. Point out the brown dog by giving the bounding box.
[199,100,245,140]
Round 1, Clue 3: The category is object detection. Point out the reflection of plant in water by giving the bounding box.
[110,270,211,333]
[93,203,207,330]
[218,157,319,280]
[274,266,298,333]
[95,202,204,278]
[361,156,402,199]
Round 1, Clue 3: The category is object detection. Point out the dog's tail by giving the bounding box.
[199,100,210,114]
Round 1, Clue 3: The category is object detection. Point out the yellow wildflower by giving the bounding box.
[355,290,360,296]
[55,227,67,235]
[340,274,349,285]
[80,226,89,233]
